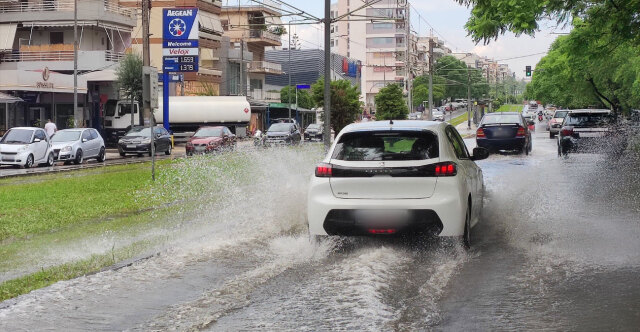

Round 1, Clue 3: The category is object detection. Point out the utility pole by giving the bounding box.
[142,0,154,181]
[467,69,471,129]
[405,2,412,114]
[241,41,246,96]
[288,20,292,120]
[73,0,77,127]
[428,37,434,120]
[323,0,331,150]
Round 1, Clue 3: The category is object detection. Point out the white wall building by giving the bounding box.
[331,0,412,114]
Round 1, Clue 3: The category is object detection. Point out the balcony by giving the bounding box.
[0,49,126,71]
[0,0,136,27]
[247,29,282,47]
[249,61,282,75]
[248,89,280,101]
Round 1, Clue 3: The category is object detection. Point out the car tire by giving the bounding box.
[119,149,125,157]
[74,149,83,165]
[165,144,172,155]
[549,132,555,139]
[461,205,471,250]
[45,152,55,167]
[97,147,106,162]
[23,154,34,169]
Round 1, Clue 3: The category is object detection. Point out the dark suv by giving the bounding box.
[265,122,301,146]
[557,110,627,157]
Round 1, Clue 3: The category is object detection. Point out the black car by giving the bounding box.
[118,126,172,156]
[476,112,532,155]
[557,110,627,157]
[304,123,323,141]
[265,122,301,146]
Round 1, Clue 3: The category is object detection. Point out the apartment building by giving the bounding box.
[220,0,283,102]
[0,0,136,132]
[330,0,412,113]
[416,36,452,75]
[119,0,224,96]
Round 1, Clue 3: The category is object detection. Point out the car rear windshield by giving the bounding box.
[51,131,81,142]
[331,130,439,161]
[194,128,222,137]
[554,111,568,118]
[481,114,522,125]
[0,129,33,144]
[307,124,321,130]
[564,113,612,126]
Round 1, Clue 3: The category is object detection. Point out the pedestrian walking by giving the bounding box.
[44,119,57,138]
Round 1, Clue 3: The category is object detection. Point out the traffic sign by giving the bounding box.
[296,84,311,89]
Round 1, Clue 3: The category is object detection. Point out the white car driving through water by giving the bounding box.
[307,120,489,248]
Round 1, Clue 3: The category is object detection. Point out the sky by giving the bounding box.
[226,0,570,79]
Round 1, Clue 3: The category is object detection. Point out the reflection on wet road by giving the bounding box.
[1,123,638,331]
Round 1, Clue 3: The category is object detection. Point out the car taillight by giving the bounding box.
[476,128,486,138]
[561,127,574,136]
[368,229,397,235]
[434,162,457,176]
[516,126,526,137]
[315,163,332,177]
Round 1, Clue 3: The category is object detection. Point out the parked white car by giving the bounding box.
[307,120,489,248]
[0,127,55,168]
[50,128,106,164]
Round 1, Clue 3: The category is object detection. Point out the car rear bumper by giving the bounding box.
[476,137,526,151]
[559,136,625,153]
[307,177,467,237]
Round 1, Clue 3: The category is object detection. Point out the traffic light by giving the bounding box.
[525,66,532,77]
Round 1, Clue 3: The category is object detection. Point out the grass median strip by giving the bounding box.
[495,104,524,113]
[448,112,469,126]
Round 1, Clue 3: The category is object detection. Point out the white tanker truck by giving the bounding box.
[103,96,251,143]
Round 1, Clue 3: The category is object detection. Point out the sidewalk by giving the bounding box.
[455,121,477,139]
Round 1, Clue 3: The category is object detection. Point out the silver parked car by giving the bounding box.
[0,127,55,168]
[51,128,106,164]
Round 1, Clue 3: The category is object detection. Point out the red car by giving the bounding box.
[186,126,236,156]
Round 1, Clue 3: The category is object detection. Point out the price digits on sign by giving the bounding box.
[180,56,195,63]
[180,64,195,71]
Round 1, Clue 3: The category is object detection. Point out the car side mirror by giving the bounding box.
[82,138,88,142]
[471,147,489,161]
[33,138,41,143]
[156,133,162,138]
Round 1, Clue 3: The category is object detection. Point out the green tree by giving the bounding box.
[311,78,362,134]
[374,84,408,120]
[454,0,640,45]
[116,53,143,127]
[525,19,640,116]
[430,55,489,102]
[280,85,314,109]
[412,75,445,108]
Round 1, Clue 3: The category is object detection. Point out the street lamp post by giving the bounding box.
[73,0,77,127]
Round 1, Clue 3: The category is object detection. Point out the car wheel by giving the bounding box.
[549,132,555,139]
[186,151,192,157]
[118,149,125,157]
[74,149,83,165]
[165,144,172,155]
[45,152,55,167]
[462,205,471,250]
[97,147,106,162]
[23,154,34,169]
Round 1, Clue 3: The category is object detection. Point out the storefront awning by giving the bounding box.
[0,92,23,103]
[199,11,223,36]
[0,23,17,53]
[81,70,116,82]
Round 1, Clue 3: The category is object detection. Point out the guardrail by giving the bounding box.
[249,29,281,43]
[248,89,280,101]
[0,0,135,18]
[249,61,282,74]
[0,50,125,62]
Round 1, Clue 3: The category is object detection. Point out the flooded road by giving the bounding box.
[1,124,639,331]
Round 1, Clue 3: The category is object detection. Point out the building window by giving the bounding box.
[221,20,229,31]
[368,37,394,45]
[330,40,334,47]
[50,32,64,44]
[372,23,393,30]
